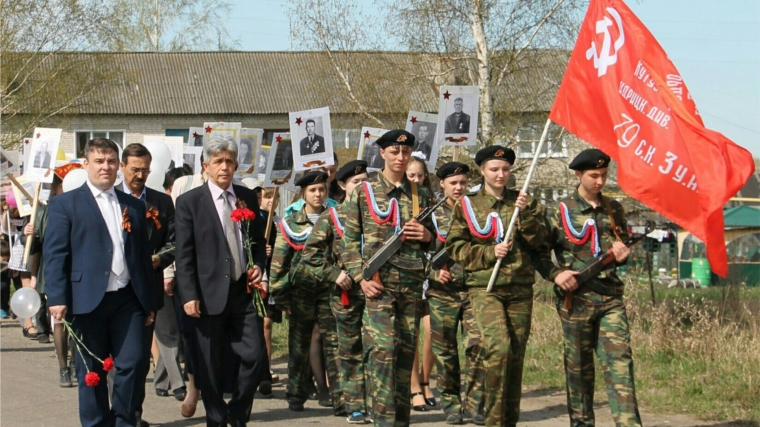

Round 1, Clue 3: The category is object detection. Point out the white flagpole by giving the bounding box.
[487,117,552,292]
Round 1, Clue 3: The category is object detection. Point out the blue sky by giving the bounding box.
[226,0,760,158]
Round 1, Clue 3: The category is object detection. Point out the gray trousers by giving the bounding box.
[153,293,185,392]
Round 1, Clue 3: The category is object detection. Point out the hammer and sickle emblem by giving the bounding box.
[597,158,606,167]
[585,7,625,77]
[397,135,408,143]
[494,149,504,157]
[355,166,362,175]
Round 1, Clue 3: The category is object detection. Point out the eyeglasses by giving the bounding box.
[129,167,151,175]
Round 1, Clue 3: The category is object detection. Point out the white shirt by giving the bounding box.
[207,180,245,267]
[87,180,131,291]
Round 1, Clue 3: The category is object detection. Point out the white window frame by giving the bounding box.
[75,130,127,157]
[516,124,568,159]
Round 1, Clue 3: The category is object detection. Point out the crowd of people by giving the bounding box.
[0,131,642,427]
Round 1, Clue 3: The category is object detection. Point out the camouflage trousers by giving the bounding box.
[557,290,642,427]
[286,286,342,406]
[331,286,367,414]
[363,282,422,427]
[469,285,533,427]
[426,288,485,417]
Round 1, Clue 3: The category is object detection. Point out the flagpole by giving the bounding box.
[487,117,552,292]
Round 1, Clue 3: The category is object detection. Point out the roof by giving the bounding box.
[13,50,568,116]
[723,205,760,228]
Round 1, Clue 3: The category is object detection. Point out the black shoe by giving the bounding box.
[59,367,73,388]
[318,393,333,407]
[288,402,304,412]
[136,418,150,427]
[411,392,429,412]
[425,396,438,408]
[173,387,187,401]
[333,403,347,417]
[37,334,50,344]
[445,412,464,425]
[155,388,169,397]
[22,327,37,339]
[471,413,485,425]
[258,380,272,398]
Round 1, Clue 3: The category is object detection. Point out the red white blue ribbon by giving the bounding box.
[279,220,312,251]
[431,212,447,243]
[461,196,503,242]
[329,207,344,238]
[363,181,401,233]
[559,202,601,257]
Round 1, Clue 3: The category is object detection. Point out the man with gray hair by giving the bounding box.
[175,137,269,427]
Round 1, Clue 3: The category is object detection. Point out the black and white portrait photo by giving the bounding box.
[437,86,480,147]
[33,141,52,169]
[264,133,294,186]
[405,112,440,169]
[188,127,204,146]
[358,127,389,171]
[289,107,334,171]
[183,147,203,175]
[25,128,62,184]
[238,128,263,173]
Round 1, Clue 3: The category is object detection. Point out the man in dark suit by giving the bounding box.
[365,140,384,169]
[444,97,471,134]
[412,124,433,160]
[298,119,326,156]
[45,138,157,427]
[118,143,178,427]
[175,136,268,427]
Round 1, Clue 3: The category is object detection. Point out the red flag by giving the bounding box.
[550,0,755,276]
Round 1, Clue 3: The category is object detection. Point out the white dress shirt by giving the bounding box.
[87,180,131,291]
[207,180,246,267]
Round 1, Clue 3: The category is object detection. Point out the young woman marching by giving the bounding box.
[269,170,330,411]
[445,146,547,427]
[299,160,370,424]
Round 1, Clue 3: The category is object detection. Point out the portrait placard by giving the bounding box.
[1,148,20,176]
[357,127,389,172]
[437,86,480,147]
[187,127,205,147]
[404,112,440,169]
[289,107,335,171]
[25,128,62,184]
[263,133,294,187]
[203,122,242,147]
[11,176,52,217]
[238,128,264,174]
[254,135,271,182]
[183,147,203,175]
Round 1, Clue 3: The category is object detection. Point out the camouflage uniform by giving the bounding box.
[427,201,486,418]
[269,205,329,405]
[445,187,546,427]
[297,203,360,414]
[340,173,435,427]
[536,189,642,427]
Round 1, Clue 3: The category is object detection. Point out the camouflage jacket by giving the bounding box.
[535,189,628,295]
[297,203,361,294]
[269,205,318,310]
[340,173,435,286]
[428,201,466,292]
[445,187,546,288]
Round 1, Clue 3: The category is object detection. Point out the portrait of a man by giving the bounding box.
[444,97,471,134]
[364,140,384,169]
[239,138,254,165]
[298,119,326,156]
[33,141,52,169]
[274,140,293,171]
[411,124,433,161]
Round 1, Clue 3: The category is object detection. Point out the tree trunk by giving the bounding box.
[470,0,493,146]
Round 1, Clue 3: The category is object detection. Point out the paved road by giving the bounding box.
[0,319,736,426]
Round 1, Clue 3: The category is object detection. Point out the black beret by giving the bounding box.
[474,145,515,166]
[436,162,469,180]
[335,160,368,182]
[295,171,329,187]
[568,149,611,171]
[374,129,415,149]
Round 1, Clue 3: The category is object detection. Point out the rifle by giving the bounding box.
[557,231,649,310]
[362,196,448,281]
[430,248,450,270]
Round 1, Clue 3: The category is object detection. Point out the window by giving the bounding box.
[535,188,569,205]
[331,129,361,149]
[166,129,190,144]
[516,124,568,159]
[75,130,125,158]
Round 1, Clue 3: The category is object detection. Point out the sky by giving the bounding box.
[225,0,760,158]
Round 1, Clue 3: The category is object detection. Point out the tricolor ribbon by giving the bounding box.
[431,212,447,243]
[461,196,503,242]
[279,220,312,251]
[559,202,601,257]
[363,181,401,232]
[329,207,344,238]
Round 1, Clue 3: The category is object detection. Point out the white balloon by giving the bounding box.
[145,165,165,192]
[62,169,88,192]
[143,141,172,173]
[10,288,41,319]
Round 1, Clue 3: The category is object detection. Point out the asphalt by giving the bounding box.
[0,318,732,427]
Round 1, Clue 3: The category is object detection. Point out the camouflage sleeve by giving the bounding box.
[421,191,437,252]
[340,185,365,284]
[445,199,498,271]
[300,213,341,285]
[517,196,548,250]
[532,205,565,282]
[269,232,294,310]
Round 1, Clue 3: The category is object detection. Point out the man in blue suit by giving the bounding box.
[45,138,157,427]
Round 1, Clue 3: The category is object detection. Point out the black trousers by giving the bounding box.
[195,278,267,427]
[134,319,155,420]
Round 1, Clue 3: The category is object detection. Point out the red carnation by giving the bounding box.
[242,208,256,221]
[230,209,244,223]
[103,357,114,372]
[85,372,101,387]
